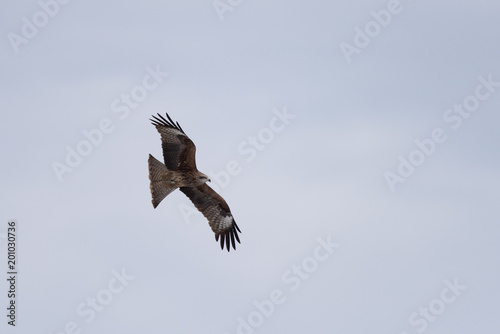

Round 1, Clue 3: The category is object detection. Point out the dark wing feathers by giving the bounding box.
[151,113,185,134]
[180,184,241,251]
[150,113,196,170]
[150,113,241,251]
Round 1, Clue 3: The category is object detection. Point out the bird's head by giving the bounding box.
[195,172,211,185]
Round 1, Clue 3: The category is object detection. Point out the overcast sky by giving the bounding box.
[1,1,500,333]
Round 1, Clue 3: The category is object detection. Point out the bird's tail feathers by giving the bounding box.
[148,154,176,208]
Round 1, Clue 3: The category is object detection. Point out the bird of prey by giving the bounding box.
[148,113,241,251]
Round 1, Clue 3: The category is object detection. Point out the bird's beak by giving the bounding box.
[208,179,211,182]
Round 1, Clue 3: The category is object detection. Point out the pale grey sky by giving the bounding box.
[1,1,500,333]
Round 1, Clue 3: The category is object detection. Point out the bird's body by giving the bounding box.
[148,113,241,251]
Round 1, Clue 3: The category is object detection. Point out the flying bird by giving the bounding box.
[148,113,241,251]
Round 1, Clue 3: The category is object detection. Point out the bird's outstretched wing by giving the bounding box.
[150,113,197,170]
[180,184,241,251]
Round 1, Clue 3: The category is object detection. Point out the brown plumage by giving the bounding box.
[148,113,241,251]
